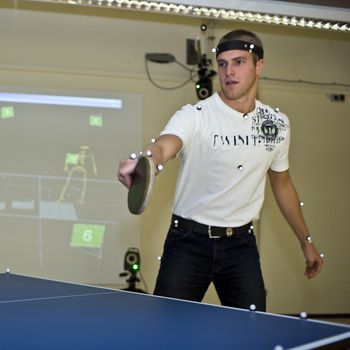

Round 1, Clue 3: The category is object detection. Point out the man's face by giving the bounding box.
[216,50,264,103]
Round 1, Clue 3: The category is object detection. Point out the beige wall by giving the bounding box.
[1,0,349,314]
[259,83,350,314]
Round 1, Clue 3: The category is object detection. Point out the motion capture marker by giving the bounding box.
[243,113,249,119]
[299,201,304,207]
[174,219,179,228]
[238,165,244,171]
[300,311,308,319]
[157,256,162,261]
[5,268,11,273]
[250,225,254,230]
[320,253,325,259]
[156,164,164,172]
[250,44,255,49]
[130,153,137,160]
[151,138,156,143]
[274,107,280,113]
[146,150,152,157]
[196,105,202,110]
[306,235,312,244]
[249,304,256,311]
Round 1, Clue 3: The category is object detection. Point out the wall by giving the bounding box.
[258,82,350,314]
[0,0,349,314]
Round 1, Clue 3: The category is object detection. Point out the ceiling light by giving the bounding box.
[27,0,350,32]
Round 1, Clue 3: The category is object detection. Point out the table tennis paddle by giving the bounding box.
[127,155,155,215]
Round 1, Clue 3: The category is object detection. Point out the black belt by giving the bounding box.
[171,215,253,239]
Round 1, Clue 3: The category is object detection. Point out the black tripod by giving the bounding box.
[119,271,147,293]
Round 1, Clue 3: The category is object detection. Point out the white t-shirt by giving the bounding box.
[160,93,290,227]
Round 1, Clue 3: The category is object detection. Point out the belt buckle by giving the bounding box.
[208,226,220,239]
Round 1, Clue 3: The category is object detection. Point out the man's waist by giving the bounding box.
[171,214,254,239]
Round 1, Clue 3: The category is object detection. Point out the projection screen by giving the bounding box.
[0,87,142,285]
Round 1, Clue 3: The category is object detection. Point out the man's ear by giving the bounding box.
[256,59,264,75]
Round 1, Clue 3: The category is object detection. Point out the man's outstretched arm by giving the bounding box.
[117,134,183,189]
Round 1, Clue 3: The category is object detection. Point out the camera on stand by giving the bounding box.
[119,247,147,293]
[186,29,217,100]
[195,54,216,100]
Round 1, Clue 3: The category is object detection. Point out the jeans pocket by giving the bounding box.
[167,227,192,241]
[239,232,256,246]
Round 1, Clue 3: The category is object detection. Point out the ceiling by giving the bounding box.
[16,0,349,29]
[159,0,350,23]
[275,0,350,9]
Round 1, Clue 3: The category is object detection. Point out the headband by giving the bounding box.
[215,40,264,59]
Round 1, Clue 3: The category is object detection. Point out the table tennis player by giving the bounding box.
[117,29,324,311]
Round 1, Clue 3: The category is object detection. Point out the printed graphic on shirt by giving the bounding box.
[212,107,288,152]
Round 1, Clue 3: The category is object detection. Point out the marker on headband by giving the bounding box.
[214,40,264,59]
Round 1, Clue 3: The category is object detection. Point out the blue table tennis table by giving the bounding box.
[0,272,349,350]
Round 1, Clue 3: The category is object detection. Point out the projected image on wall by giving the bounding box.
[0,89,142,284]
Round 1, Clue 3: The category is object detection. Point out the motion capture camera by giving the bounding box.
[124,247,141,273]
[195,78,212,100]
[120,247,146,293]
[195,54,216,100]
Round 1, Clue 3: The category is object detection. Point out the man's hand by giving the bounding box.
[117,158,137,189]
[301,242,324,279]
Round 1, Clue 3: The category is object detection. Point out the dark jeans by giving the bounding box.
[154,218,266,311]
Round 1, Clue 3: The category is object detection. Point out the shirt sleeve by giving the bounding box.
[159,104,198,148]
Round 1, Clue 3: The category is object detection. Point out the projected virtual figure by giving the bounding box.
[58,145,97,204]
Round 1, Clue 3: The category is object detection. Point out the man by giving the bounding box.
[118,29,324,311]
